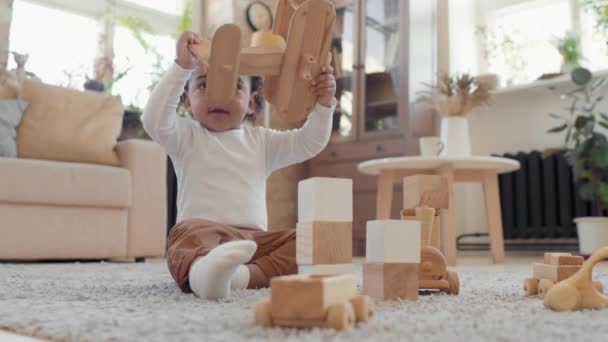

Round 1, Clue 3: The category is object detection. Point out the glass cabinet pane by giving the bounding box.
[363,0,401,133]
[331,1,356,139]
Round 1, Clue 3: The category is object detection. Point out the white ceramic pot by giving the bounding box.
[439,117,472,157]
[575,217,608,254]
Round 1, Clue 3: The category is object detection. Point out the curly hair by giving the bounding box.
[181,76,264,122]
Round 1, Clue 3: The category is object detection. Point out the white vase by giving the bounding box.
[575,217,608,254]
[439,117,472,157]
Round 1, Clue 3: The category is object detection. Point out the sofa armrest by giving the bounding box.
[116,139,167,258]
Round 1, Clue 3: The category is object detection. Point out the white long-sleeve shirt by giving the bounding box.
[141,63,335,230]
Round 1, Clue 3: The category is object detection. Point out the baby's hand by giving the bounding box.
[176,31,202,70]
[312,64,336,108]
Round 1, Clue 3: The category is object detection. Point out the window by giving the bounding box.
[7,0,184,109]
[483,0,572,86]
[8,0,99,89]
[112,27,176,108]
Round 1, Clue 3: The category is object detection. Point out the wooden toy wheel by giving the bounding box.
[254,298,273,328]
[327,303,355,330]
[593,281,604,294]
[447,271,460,295]
[350,295,375,322]
[524,278,539,296]
[538,279,554,298]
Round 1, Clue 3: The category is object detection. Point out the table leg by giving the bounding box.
[482,170,505,264]
[438,165,457,266]
[376,170,394,219]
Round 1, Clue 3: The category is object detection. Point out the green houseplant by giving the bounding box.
[554,31,584,74]
[546,67,608,253]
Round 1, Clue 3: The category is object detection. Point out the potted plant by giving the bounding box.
[554,31,584,74]
[419,73,494,156]
[546,67,608,254]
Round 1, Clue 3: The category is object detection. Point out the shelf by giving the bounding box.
[367,98,398,109]
[492,69,608,95]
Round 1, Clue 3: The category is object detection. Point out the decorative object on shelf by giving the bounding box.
[545,67,608,253]
[419,73,494,156]
[554,31,584,75]
[475,25,527,87]
[246,1,273,32]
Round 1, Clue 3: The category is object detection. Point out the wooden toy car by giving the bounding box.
[524,252,604,298]
[544,247,608,311]
[401,208,460,295]
[192,0,336,123]
[254,274,374,330]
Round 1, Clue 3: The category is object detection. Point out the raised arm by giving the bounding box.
[264,100,335,173]
[141,31,202,161]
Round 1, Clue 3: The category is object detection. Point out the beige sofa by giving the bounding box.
[0,139,166,260]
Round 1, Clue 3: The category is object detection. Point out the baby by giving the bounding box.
[142,31,336,299]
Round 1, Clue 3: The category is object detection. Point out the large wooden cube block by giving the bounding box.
[401,209,441,250]
[296,221,352,264]
[363,263,419,301]
[298,177,353,222]
[543,253,583,266]
[402,175,449,210]
[366,220,420,263]
[298,263,357,275]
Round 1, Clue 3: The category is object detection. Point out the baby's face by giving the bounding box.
[184,63,254,132]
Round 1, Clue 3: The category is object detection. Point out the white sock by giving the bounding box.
[230,265,250,290]
[188,240,257,300]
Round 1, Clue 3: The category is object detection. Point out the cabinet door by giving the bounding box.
[359,0,408,139]
[330,0,359,142]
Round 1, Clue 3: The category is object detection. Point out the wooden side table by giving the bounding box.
[357,156,520,266]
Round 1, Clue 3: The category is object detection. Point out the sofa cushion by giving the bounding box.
[0,158,131,208]
[0,99,28,157]
[17,79,124,166]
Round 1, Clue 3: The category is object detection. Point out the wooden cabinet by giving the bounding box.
[311,0,438,256]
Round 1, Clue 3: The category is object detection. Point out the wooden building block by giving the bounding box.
[270,274,357,322]
[533,263,580,282]
[298,178,353,222]
[401,210,441,250]
[366,220,421,263]
[296,221,352,264]
[298,263,357,275]
[402,175,449,210]
[363,263,419,301]
[544,253,583,266]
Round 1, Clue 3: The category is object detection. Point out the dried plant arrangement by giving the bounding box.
[419,73,494,117]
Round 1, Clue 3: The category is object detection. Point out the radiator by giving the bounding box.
[497,151,606,242]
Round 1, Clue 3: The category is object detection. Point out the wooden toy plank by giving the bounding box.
[363,263,419,301]
[298,178,353,222]
[415,207,436,247]
[544,253,583,266]
[402,175,449,210]
[366,220,421,263]
[296,221,352,265]
[533,262,580,282]
[401,211,441,250]
[282,0,336,122]
[206,24,241,109]
[239,47,285,76]
[298,263,357,275]
[264,0,296,105]
[271,274,356,321]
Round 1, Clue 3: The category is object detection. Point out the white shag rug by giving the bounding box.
[1,261,608,342]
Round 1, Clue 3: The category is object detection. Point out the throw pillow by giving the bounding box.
[0,99,28,157]
[17,79,124,166]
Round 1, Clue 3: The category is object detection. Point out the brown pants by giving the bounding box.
[167,218,297,293]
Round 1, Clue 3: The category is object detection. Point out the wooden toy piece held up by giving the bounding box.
[193,0,336,123]
[544,247,608,311]
[254,274,374,330]
[401,209,441,250]
[206,25,242,109]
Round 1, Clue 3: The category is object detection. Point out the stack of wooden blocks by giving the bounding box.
[362,220,421,301]
[296,177,356,275]
[400,175,449,250]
